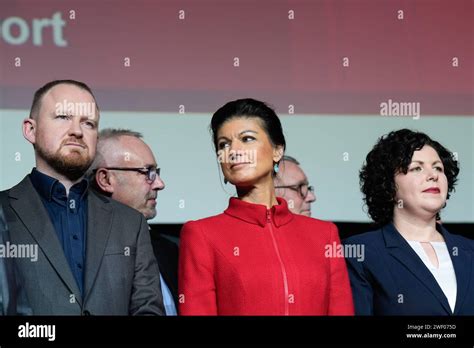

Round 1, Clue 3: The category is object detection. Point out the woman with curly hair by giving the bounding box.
[344,129,474,315]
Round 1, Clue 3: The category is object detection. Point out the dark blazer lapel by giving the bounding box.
[83,190,113,300]
[441,225,472,314]
[8,176,82,304]
[383,223,452,314]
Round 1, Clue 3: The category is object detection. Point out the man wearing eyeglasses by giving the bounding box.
[90,128,178,316]
[274,155,316,217]
[91,129,165,221]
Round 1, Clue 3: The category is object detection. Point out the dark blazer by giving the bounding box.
[150,232,179,307]
[343,223,474,315]
[0,206,31,315]
[0,175,164,315]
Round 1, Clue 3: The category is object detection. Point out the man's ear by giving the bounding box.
[23,118,36,145]
[274,186,286,198]
[273,145,284,163]
[95,169,115,194]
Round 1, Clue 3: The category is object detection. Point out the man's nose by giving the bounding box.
[68,117,83,137]
[151,175,165,191]
[306,190,316,203]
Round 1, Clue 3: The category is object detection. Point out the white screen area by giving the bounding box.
[1,110,472,223]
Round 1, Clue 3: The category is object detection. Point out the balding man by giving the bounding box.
[274,155,316,217]
[90,128,178,315]
[0,80,163,315]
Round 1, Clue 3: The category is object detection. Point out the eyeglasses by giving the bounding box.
[103,166,161,183]
[275,183,314,199]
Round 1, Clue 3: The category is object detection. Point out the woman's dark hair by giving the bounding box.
[210,98,286,153]
[360,129,459,225]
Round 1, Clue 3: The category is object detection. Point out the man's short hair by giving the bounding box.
[87,128,144,191]
[29,79,98,119]
[274,155,301,184]
[98,128,143,141]
[280,155,300,166]
[92,128,143,169]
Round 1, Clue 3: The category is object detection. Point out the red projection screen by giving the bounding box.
[1,0,472,115]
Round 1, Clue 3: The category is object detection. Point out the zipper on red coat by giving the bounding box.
[266,209,290,315]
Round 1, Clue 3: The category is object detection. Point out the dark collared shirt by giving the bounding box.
[30,168,88,296]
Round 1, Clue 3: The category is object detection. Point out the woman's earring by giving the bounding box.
[224,178,228,184]
[274,163,279,173]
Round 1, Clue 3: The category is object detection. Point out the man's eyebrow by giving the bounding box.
[51,111,98,119]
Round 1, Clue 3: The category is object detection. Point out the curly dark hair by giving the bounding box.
[360,129,459,225]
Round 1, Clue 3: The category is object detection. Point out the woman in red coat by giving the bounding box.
[178,98,354,315]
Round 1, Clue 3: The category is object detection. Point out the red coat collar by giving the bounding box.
[224,197,294,227]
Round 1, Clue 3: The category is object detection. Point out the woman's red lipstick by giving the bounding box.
[423,188,440,193]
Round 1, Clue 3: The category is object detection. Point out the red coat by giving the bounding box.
[178,197,354,315]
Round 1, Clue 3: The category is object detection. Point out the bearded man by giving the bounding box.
[0,80,164,315]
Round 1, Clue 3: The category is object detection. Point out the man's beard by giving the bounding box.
[36,140,93,181]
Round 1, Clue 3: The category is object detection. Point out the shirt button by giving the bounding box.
[73,235,78,240]
[77,263,82,269]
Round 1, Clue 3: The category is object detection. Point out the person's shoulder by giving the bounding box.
[290,214,338,235]
[444,228,474,250]
[1,175,33,198]
[89,189,144,220]
[0,188,9,200]
[343,227,386,265]
[291,214,334,227]
[180,213,231,242]
[182,213,227,230]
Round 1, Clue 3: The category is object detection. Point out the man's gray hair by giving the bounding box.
[98,128,143,140]
[87,128,144,189]
[274,155,301,184]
